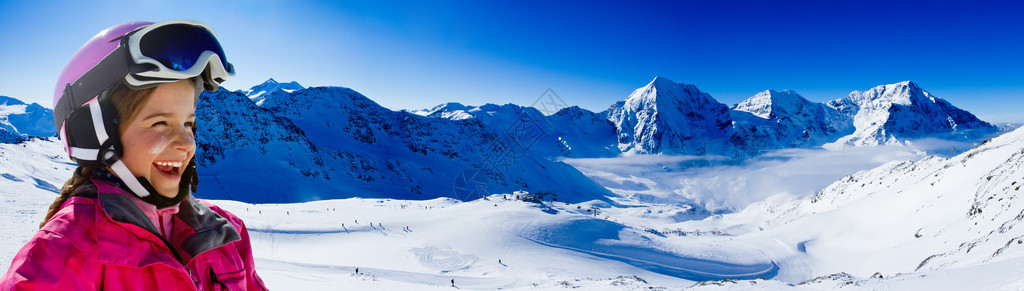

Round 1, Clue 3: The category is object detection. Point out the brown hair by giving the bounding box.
[40,82,158,228]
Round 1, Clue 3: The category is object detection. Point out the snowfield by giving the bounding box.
[3,127,1024,290]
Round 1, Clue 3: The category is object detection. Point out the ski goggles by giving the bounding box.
[56,20,234,122]
[124,19,235,88]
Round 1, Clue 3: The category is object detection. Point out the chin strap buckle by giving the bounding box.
[98,142,120,167]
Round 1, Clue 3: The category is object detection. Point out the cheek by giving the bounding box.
[150,135,170,154]
[122,133,163,168]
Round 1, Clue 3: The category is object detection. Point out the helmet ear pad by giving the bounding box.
[63,89,124,168]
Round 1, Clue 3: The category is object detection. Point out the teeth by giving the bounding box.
[155,161,183,167]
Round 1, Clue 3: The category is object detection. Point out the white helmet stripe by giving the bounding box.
[108,159,151,197]
[69,147,99,161]
[88,101,108,144]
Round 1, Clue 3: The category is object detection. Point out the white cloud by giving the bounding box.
[563,139,976,212]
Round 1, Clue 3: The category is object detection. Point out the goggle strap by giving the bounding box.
[55,45,131,128]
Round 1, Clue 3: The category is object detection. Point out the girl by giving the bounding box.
[1,20,267,290]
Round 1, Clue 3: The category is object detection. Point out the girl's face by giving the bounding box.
[119,79,197,198]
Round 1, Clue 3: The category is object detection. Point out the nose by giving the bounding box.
[170,124,196,153]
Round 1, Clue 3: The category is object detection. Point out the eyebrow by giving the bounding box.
[140,112,197,120]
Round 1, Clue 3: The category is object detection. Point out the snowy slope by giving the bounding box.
[693,126,1024,285]
[423,102,620,158]
[547,106,620,158]
[195,86,613,203]
[1,139,777,290]
[6,134,1024,289]
[607,76,737,156]
[194,88,336,202]
[0,96,55,142]
[421,102,568,158]
[826,81,996,147]
[0,138,76,270]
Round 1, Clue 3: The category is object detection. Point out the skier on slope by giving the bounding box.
[0,20,266,290]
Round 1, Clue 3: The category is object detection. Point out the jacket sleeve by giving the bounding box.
[0,230,99,290]
[230,214,269,290]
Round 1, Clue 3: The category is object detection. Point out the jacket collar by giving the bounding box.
[89,177,241,258]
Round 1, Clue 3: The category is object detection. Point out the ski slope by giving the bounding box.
[211,197,776,290]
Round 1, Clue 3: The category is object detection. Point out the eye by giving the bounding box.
[151,121,168,127]
[185,121,197,128]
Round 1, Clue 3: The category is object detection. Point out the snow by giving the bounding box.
[607,76,737,156]
[603,77,996,156]
[193,86,615,203]
[731,90,853,151]
[0,141,773,289]
[243,78,306,106]
[826,81,996,147]
[732,90,807,120]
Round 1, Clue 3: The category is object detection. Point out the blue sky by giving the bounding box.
[1,0,1022,122]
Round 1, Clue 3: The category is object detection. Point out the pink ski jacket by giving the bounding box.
[1,178,268,290]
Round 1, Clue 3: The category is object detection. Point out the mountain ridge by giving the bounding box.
[826,81,995,147]
[243,78,305,106]
[197,85,614,203]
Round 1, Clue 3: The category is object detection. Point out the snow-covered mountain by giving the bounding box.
[421,102,620,158]
[731,90,853,151]
[606,76,738,156]
[195,83,613,203]
[242,78,305,105]
[416,77,994,158]
[600,77,997,155]
[194,87,334,202]
[826,81,996,147]
[547,106,621,158]
[0,96,55,143]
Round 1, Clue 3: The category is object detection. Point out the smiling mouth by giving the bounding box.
[153,160,183,176]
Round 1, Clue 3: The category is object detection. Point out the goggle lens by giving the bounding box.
[138,24,229,72]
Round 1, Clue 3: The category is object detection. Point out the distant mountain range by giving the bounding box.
[609,77,996,156]
[193,85,613,203]
[0,77,1000,203]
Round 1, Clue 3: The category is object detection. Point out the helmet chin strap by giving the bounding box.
[105,155,193,209]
